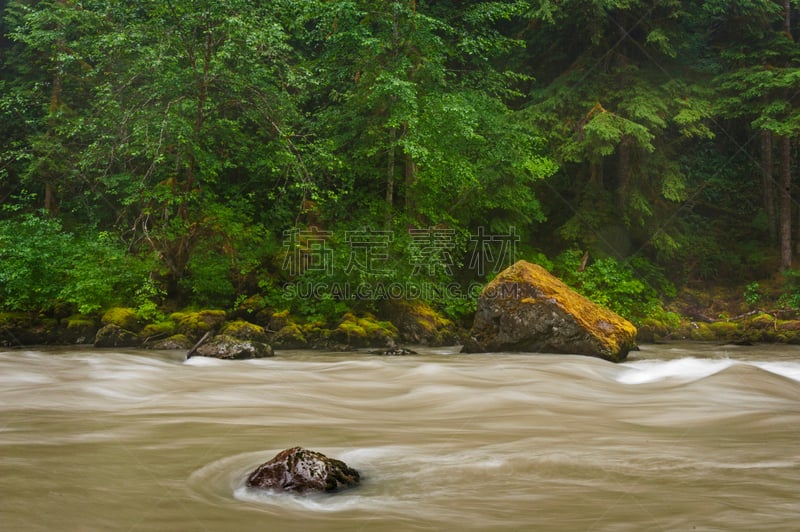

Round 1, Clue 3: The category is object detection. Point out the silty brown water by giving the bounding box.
[1,343,798,531]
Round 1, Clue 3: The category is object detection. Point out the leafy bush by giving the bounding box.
[553,249,671,321]
[0,213,153,314]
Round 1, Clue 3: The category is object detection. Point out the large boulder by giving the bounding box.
[245,447,360,494]
[191,334,273,359]
[94,324,142,348]
[462,260,637,362]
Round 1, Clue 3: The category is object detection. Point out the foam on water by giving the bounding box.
[617,357,736,384]
[617,357,800,385]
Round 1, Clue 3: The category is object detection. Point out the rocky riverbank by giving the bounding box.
[0,299,464,351]
[5,303,800,352]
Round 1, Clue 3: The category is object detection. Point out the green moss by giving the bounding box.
[333,312,398,347]
[272,323,308,347]
[221,320,267,342]
[777,320,800,332]
[301,321,329,343]
[337,320,367,338]
[140,321,177,338]
[747,313,776,330]
[175,309,227,340]
[405,300,452,334]
[689,323,716,341]
[708,321,741,340]
[268,309,293,331]
[0,312,30,327]
[272,309,290,320]
[484,261,638,359]
[101,307,139,331]
[64,315,96,330]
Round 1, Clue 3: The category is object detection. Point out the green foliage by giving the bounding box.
[0,0,798,327]
[744,282,763,307]
[553,249,671,321]
[778,270,800,309]
[0,214,152,313]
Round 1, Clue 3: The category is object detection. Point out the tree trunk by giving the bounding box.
[385,128,396,228]
[761,130,776,242]
[784,0,792,38]
[780,135,792,269]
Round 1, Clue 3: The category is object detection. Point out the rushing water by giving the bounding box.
[1,343,799,531]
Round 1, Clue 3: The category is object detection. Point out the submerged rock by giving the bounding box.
[368,346,418,356]
[462,260,637,362]
[246,447,360,493]
[191,334,273,359]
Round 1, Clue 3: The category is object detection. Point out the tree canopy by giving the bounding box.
[2,0,800,322]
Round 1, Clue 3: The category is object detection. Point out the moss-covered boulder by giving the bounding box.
[191,334,273,359]
[59,314,99,344]
[172,310,227,341]
[220,320,268,343]
[380,300,462,346]
[101,307,140,332]
[272,322,309,348]
[94,324,142,348]
[246,447,360,494]
[331,312,398,348]
[139,321,177,342]
[146,333,193,350]
[462,260,637,362]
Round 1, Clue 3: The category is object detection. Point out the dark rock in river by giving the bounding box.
[462,260,637,362]
[246,447,360,494]
[191,334,273,359]
[94,324,142,348]
[368,343,418,356]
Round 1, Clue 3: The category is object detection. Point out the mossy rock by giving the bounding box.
[464,261,637,361]
[101,307,140,332]
[301,321,330,346]
[747,313,776,330]
[94,324,142,348]
[708,321,742,341]
[636,317,672,343]
[141,321,177,336]
[221,320,268,343]
[55,314,99,344]
[379,299,461,346]
[778,323,800,344]
[268,309,292,332]
[145,333,193,350]
[0,313,61,346]
[63,314,96,330]
[231,295,273,325]
[140,321,177,339]
[173,310,227,341]
[192,334,274,359]
[0,312,34,328]
[688,322,716,341]
[332,313,398,348]
[777,319,800,332]
[272,323,308,348]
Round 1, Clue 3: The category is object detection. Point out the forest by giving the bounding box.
[3,0,800,341]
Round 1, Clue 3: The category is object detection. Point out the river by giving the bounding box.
[1,343,798,531]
